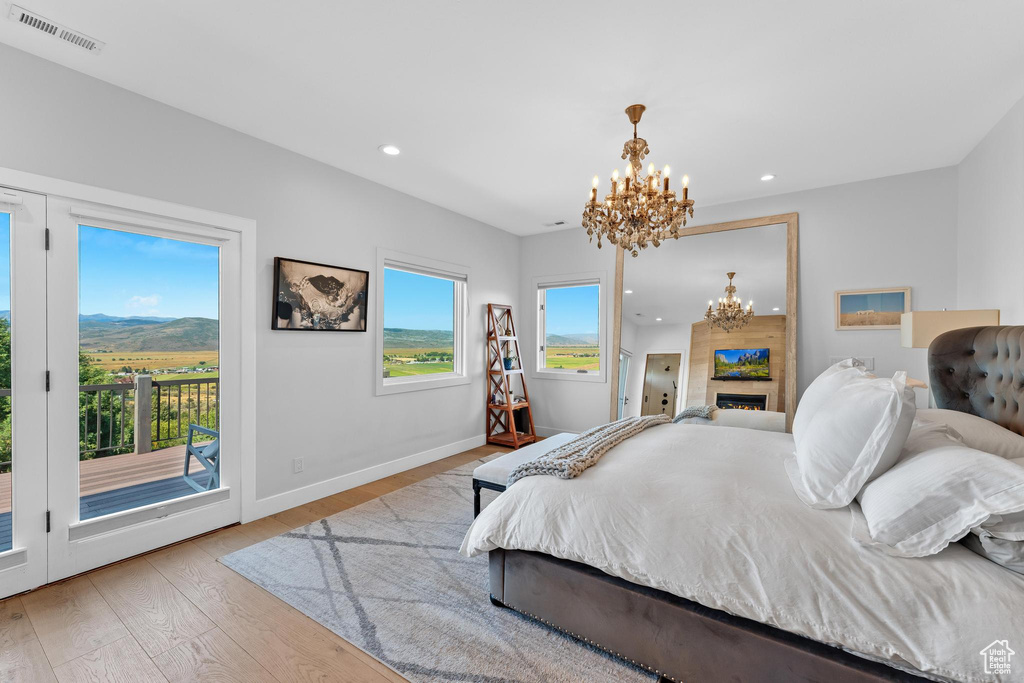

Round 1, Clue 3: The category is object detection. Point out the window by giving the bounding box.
[376,250,469,395]
[536,276,604,381]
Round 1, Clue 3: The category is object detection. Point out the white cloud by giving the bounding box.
[127,294,161,310]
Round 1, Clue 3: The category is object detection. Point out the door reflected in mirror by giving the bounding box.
[616,220,794,425]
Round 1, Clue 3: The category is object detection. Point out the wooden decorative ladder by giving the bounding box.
[486,304,536,449]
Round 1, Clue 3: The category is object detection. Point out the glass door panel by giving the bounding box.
[76,225,221,520]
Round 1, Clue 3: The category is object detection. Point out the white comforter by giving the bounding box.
[461,424,1024,682]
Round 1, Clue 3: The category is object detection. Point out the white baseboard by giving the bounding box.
[245,434,486,522]
[534,425,574,437]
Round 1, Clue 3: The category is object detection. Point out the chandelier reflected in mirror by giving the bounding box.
[582,104,695,257]
[705,272,754,333]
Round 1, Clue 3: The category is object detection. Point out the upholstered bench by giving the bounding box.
[472,432,577,516]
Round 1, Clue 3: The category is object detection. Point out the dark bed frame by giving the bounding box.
[485,326,1024,682]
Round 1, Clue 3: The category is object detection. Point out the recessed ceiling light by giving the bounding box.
[760,174,776,182]
[379,144,401,156]
[655,317,663,322]
[772,307,780,311]
[624,289,633,294]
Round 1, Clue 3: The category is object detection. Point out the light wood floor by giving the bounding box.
[0,443,507,682]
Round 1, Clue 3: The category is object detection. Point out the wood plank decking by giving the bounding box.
[0,444,213,548]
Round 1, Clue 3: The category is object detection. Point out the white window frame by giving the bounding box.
[375,248,470,395]
[533,271,607,383]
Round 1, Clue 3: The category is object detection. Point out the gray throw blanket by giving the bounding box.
[508,415,671,486]
[672,405,717,422]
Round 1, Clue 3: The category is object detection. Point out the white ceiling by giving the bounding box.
[622,224,787,327]
[1,1,1023,236]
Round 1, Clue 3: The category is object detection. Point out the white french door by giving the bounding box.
[0,187,48,597]
[0,185,244,597]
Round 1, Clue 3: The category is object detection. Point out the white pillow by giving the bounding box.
[854,423,1024,557]
[792,359,869,445]
[916,408,1024,460]
[975,457,1024,540]
[960,533,1024,575]
[786,371,916,509]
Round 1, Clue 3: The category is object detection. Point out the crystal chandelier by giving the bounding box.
[705,272,754,332]
[582,104,695,257]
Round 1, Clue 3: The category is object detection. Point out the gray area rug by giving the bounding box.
[220,457,654,682]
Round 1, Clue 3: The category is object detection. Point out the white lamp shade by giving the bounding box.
[900,310,1000,349]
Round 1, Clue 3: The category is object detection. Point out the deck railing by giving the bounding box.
[0,375,219,468]
[80,383,135,457]
[151,377,219,449]
[87,375,218,455]
[0,388,8,473]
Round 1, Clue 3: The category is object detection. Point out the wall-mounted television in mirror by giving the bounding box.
[713,348,771,381]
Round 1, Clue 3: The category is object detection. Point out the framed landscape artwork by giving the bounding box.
[272,257,369,331]
[834,287,911,330]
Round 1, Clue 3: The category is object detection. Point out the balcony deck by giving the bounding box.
[0,444,213,550]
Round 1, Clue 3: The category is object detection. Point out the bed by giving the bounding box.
[461,326,1024,682]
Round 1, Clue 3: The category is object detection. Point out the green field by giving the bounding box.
[83,350,219,374]
[383,347,454,377]
[545,345,599,371]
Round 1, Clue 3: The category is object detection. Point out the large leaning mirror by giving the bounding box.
[609,214,798,430]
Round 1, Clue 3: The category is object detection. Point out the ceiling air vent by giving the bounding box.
[542,220,567,228]
[8,5,104,53]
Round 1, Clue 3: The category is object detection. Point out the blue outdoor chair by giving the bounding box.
[183,424,220,493]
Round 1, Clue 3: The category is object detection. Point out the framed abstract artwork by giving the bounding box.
[272,257,369,331]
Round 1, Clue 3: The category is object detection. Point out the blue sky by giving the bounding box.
[79,225,219,319]
[0,213,9,312]
[545,284,599,334]
[839,291,906,314]
[383,268,454,330]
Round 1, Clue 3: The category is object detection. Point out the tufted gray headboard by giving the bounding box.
[928,326,1024,436]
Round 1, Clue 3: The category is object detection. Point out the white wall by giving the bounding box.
[957,95,1024,323]
[0,44,519,511]
[522,167,960,432]
[519,229,615,434]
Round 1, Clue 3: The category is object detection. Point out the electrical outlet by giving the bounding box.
[829,356,875,371]
[293,458,303,474]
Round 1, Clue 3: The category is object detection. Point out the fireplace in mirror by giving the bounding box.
[716,393,768,411]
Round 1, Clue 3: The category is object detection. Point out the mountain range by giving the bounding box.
[716,348,769,365]
[76,316,218,352]
[1,311,218,351]
[545,333,599,346]
[0,310,220,352]
[0,314,596,352]
[383,328,454,349]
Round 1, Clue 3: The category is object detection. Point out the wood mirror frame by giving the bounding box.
[608,213,799,431]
